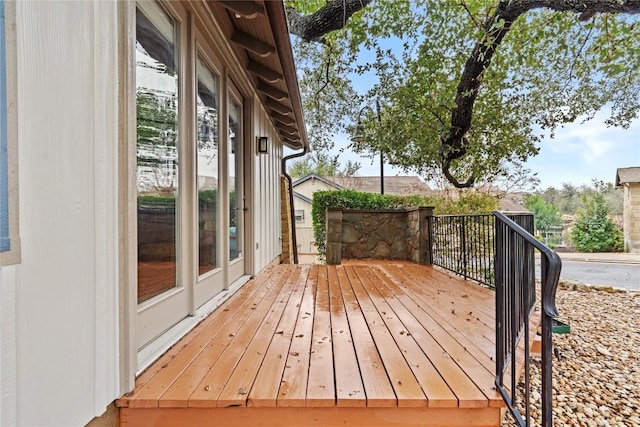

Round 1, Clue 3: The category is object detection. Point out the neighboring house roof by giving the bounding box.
[616,167,640,186]
[327,176,434,196]
[498,192,528,212]
[293,191,312,204]
[292,173,343,189]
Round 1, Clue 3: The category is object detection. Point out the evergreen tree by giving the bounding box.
[570,181,623,252]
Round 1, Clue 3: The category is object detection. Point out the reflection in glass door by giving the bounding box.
[228,97,242,263]
[196,56,219,277]
[135,3,180,304]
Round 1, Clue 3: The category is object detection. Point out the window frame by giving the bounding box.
[0,0,20,266]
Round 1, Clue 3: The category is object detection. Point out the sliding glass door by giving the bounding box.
[227,86,244,284]
[134,0,248,349]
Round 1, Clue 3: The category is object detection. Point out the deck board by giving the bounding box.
[120,261,540,427]
[276,265,317,407]
[336,266,397,407]
[306,265,336,406]
[327,266,367,407]
[188,266,299,407]
[247,265,310,407]
[367,266,504,408]
[353,266,459,408]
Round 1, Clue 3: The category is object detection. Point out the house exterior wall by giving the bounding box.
[5,2,121,425]
[623,183,640,252]
[0,1,293,426]
[292,177,337,255]
[252,97,284,271]
[293,176,336,199]
[293,197,316,254]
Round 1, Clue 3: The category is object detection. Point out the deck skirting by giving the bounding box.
[120,406,502,427]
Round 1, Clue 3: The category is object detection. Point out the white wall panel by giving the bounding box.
[251,99,283,273]
[0,266,17,427]
[14,1,120,425]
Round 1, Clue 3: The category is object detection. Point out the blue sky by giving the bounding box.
[291,8,640,191]
[335,108,640,190]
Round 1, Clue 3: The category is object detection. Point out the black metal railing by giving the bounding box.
[431,211,561,426]
[432,213,496,287]
[494,211,561,427]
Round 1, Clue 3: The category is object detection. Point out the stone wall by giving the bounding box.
[280,176,294,263]
[406,207,433,264]
[326,207,434,265]
[623,183,640,253]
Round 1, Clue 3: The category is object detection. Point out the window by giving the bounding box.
[295,209,304,223]
[196,55,220,275]
[0,0,19,265]
[136,1,180,303]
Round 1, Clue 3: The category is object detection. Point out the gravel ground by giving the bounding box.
[503,285,640,426]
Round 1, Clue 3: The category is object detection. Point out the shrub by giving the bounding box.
[311,189,498,256]
[570,182,623,252]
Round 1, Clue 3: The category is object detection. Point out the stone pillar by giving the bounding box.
[419,207,434,265]
[326,208,343,265]
[280,176,294,264]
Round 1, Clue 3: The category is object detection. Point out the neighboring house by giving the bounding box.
[291,174,434,254]
[291,175,343,254]
[0,1,307,426]
[616,167,640,253]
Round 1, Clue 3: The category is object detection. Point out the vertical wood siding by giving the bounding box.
[13,2,120,425]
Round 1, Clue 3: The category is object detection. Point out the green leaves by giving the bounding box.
[311,189,498,256]
[524,194,562,236]
[569,181,624,252]
[288,1,639,186]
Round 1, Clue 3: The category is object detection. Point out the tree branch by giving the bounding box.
[439,0,640,188]
[286,0,373,43]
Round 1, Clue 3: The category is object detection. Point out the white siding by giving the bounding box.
[11,2,120,425]
[251,96,283,273]
[0,2,294,426]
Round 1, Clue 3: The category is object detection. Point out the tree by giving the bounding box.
[288,150,361,178]
[570,180,623,252]
[535,181,623,215]
[524,194,562,243]
[286,1,640,188]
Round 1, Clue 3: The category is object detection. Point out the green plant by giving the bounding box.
[311,189,498,256]
[570,181,623,253]
[524,194,562,243]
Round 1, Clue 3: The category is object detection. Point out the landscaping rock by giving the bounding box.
[502,289,640,426]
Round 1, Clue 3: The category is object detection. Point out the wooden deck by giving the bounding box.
[119,261,538,426]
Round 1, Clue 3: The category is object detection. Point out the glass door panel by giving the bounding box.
[196,56,219,277]
[135,2,180,304]
[228,98,242,262]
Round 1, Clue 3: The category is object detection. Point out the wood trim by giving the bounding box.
[270,111,294,125]
[230,30,275,57]
[120,406,501,427]
[118,0,138,394]
[265,99,292,115]
[276,123,297,135]
[218,1,264,19]
[247,60,283,83]
[257,81,288,101]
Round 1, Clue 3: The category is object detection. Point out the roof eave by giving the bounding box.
[263,1,309,151]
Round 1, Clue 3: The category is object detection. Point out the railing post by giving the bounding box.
[460,216,467,280]
[423,207,434,265]
[494,218,504,387]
